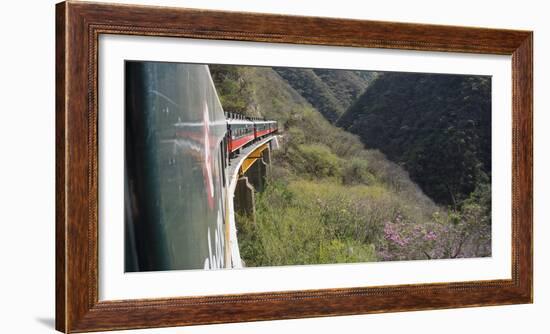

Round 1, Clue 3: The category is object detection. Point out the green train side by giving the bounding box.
[125,62,277,272]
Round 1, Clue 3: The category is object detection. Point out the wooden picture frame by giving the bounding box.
[56,1,533,332]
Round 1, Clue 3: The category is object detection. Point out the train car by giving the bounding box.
[225,115,279,154]
[253,120,272,139]
[253,120,278,139]
[226,115,255,154]
[224,114,279,157]
[125,62,228,272]
[125,62,279,273]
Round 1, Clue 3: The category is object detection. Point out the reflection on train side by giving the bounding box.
[125,62,277,272]
[125,62,227,272]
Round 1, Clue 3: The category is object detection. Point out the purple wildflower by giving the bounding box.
[424,231,437,241]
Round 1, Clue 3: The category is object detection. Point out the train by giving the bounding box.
[224,112,278,157]
[125,62,278,272]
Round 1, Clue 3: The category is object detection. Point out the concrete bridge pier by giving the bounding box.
[263,144,272,165]
[233,145,273,221]
[247,158,268,192]
[234,177,255,221]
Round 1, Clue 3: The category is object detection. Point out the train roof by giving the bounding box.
[227,118,254,125]
[253,120,277,124]
[224,111,277,122]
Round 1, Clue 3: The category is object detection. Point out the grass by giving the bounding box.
[237,178,387,267]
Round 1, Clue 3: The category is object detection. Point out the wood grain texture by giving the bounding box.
[55,1,533,332]
[55,2,67,332]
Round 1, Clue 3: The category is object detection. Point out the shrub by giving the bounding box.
[342,158,376,185]
[287,144,342,178]
[236,180,378,267]
[377,183,491,262]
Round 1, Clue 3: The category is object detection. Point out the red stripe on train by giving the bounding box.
[229,134,255,152]
[256,128,275,137]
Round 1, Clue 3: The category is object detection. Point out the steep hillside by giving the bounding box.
[209,64,254,114]
[310,69,376,110]
[210,65,491,265]
[338,72,491,207]
[272,67,376,122]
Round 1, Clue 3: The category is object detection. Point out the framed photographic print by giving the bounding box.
[56,1,532,332]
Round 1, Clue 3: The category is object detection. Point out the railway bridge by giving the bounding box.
[224,135,280,268]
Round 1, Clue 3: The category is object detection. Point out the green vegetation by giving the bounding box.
[210,65,491,266]
[338,72,491,207]
[209,65,254,114]
[314,69,377,109]
[287,144,342,178]
[273,67,376,122]
[237,180,378,266]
